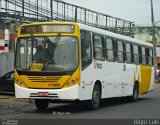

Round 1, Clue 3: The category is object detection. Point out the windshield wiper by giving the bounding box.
[53,33,61,53]
[42,33,61,69]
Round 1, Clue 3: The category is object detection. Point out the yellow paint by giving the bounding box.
[139,65,152,94]
[20,75,70,89]
[14,69,28,88]
[62,67,80,88]
[30,63,44,71]
[134,65,152,94]
[17,22,80,38]
[16,22,81,89]
[19,66,80,89]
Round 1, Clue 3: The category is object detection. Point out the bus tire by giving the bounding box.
[89,84,101,110]
[35,99,49,110]
[129,84,139,102]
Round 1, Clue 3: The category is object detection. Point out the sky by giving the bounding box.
[62,0,159,25]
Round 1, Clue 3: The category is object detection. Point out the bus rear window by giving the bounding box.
[20,24,75,34]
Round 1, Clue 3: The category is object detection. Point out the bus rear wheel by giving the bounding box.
[89,84,101,110]
[129,84,139,102]
[35,99,49,110]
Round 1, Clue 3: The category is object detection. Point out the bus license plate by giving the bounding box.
[38,92,48,96]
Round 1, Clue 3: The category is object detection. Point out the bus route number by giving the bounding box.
[30,63,43,71]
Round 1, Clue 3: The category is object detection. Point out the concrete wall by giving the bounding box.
[0,52,14,76]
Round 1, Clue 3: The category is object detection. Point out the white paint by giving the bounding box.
[15,22,154,101]
[15,84,79,99]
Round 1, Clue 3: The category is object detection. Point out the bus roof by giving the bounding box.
[19,22,152,47]
[78,23,153,47]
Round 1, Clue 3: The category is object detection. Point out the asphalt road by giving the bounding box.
[0,88,160,120]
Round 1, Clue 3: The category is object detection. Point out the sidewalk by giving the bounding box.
[154,83,160,89]
[0,94,32,109]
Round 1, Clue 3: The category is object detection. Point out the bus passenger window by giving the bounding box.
[133,45,139,64]
[93,35,104,61]
[142,47,146,65]
[117,40,124,63]
[148,48,153,66]
[125,43,132,64]
[80,30,92,70]
[106,38,114,61]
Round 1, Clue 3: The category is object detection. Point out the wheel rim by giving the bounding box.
[134,89,138,100]
[92,90,99,105]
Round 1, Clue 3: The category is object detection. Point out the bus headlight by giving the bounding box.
[62,80,78,88]
[15,78,27,88]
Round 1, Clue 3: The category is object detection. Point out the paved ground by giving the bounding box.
[0,94,32,109]
[0,87,160,120]
[0,83,159,109]
[0,85,160,125]
[154,83,160,89]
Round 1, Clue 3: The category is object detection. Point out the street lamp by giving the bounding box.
[0,0,1,12]
[150,0,158,83]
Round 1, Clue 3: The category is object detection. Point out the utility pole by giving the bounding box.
[150,0,157,57]
[0,0,1,12]
[150,0,158,83]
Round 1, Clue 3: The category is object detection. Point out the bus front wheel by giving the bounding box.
[35,99,49,110]
[89,84,101,109]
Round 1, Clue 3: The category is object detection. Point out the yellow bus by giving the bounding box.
[15,22,154,110]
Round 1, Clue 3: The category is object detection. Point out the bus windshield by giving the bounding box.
[16,36,78,73]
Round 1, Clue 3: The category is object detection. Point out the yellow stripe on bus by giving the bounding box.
[134,65,152,94]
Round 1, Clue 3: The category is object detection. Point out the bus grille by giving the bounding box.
[27,76,62,83]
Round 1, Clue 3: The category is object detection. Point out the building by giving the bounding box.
[135,24,160,45]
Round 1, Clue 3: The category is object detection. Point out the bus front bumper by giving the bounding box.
[15,84,79,100]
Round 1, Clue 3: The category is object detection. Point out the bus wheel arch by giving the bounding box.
[89,80,102,109]
[94,80,102,97]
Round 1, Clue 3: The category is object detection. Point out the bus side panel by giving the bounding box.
[79,61,154,101]
[138,65,154,94]
[101,62,135,98]
[79,64,94,101]
[79,61,136,101]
